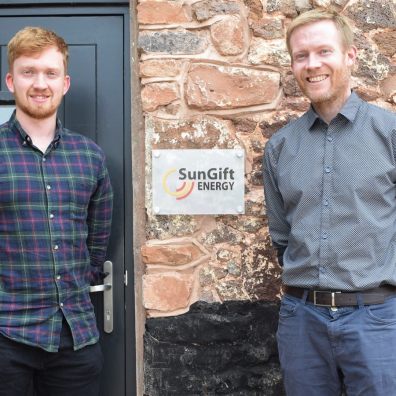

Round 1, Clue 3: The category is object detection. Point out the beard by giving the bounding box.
[13,89,61,120]
[300,67,352,107]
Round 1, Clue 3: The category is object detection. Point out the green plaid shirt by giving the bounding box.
[0,112,113,352]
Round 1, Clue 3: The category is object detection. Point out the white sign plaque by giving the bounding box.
[152,149,245,215]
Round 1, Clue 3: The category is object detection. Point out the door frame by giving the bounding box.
[0,2,135,395]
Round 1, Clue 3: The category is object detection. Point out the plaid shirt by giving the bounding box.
[0,112,113,352]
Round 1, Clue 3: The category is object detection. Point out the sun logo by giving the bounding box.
[162,168,195,200]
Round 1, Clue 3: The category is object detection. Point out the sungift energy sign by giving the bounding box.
[162,167,236,199]
[152,149,245,214]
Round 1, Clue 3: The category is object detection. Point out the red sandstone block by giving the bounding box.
[137,1,191,25]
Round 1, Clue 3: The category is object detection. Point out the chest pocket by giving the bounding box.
[68,179,97,220]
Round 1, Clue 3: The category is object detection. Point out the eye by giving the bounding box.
[293,53,307,62]
[47,71,58,78]
[320,48,332,55]
[22,69,33,76]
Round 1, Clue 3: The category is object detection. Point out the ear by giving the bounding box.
[346,45,357,67]
[63,75,71,95]
[5,73,15,93]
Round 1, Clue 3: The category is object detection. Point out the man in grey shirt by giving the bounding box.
[263,8,396,396]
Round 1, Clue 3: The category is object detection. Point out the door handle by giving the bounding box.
[89,260,113,333]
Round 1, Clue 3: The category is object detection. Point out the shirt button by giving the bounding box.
[46,184,51,190]
[49,213,54,219]
[327,136,333,142]
[60,302,64,307]
[322,232,328,239]
[42,157,46,162]
[323,199,329,206]
[325,166,331,173]
[53,245,59,250]
[56,275,61,280]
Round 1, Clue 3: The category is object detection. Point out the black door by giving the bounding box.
[0,4,133,396]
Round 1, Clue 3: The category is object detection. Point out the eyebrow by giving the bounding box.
[18,65,62,71]
[292,44,335,54]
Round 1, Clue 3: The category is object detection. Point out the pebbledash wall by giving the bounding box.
[133,0,396,394]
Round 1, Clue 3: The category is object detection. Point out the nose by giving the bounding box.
[32,72,48,89]
[306,54,321,69]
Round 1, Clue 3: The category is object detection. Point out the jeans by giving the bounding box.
[277,293,396,396]
[0,319,103,396]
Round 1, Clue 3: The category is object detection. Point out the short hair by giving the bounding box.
[286,8,354,55]
[8,26,69,72]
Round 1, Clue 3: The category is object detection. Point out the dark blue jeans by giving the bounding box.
[277,293,396,396]
[0,320,103,396]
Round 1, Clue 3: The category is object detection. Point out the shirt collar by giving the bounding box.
[338,91,363,123]
[9,110,63,147]
[307,91,363,130]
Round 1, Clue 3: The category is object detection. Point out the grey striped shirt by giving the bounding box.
[263,92,396,290]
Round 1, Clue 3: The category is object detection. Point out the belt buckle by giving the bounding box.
[313,290,341,308]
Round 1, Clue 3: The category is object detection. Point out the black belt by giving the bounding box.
[283,285,396,307]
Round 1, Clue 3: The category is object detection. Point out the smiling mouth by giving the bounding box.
[307,75,328,83]
[30,94,50,103]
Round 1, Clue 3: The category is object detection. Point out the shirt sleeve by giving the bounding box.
[263,140,290,266]
[87,154,113,284]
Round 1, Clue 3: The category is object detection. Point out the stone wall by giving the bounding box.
[144,300,283,395]
[136,0,395,393]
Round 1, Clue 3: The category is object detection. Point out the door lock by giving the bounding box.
[89,260,113,333]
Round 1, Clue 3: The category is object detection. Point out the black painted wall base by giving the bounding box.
[144,300,285,395]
